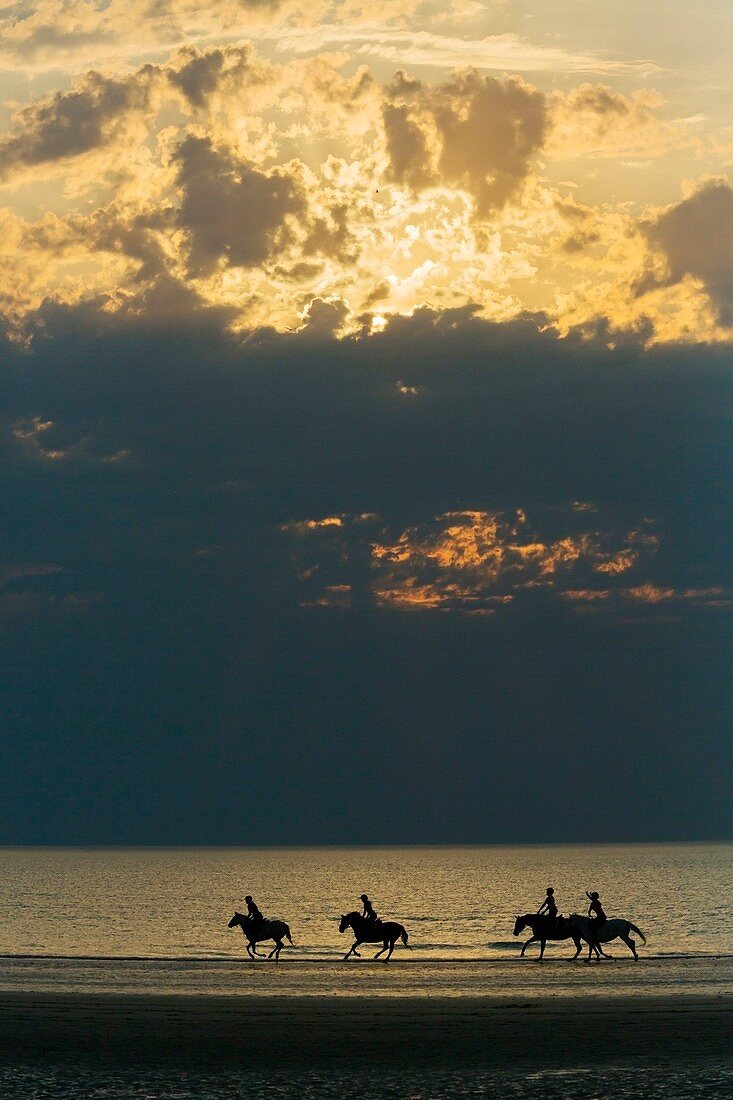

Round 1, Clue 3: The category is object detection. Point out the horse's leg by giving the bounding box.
[537,939,546,962]
[374,942,386,959]
[521,935,538,958]
[344,938,362,960]
[385,939,395,962]
[580,930,599,961]
[571,935,582,960]
[620,933,638,960]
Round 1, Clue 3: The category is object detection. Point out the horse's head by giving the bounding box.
[228,912,244,929]
[339,912,357,934]
[513,915,528,936]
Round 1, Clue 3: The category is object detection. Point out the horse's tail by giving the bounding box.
[628,922,646,945]
[401,928,410,948]
[284,924,294,945]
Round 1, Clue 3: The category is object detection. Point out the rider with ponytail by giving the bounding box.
[586,890,607,926]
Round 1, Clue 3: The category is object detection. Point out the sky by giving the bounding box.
[0,0,731,844]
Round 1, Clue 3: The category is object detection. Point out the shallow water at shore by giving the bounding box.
[1,954,731,998]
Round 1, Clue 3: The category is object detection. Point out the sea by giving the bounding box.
[0,844,730,1098]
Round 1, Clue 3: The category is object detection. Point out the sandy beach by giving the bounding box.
[0,990,729,1071]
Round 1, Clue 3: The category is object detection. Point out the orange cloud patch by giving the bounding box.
[284,507,663,613]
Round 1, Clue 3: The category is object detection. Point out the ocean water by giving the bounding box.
[0,843,729,970]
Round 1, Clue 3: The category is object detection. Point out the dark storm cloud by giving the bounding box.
[3,301,731,575]
[0,304,730,843]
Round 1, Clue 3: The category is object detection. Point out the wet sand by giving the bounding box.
[0,991,729,1071]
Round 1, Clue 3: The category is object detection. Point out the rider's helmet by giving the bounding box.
[589,891,599,899]
[360,893,369,901]
[546,887,554,894]
[245,895,253,902]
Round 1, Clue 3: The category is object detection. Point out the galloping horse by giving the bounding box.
[567,914,647,960]
[512,913,593,961]
[339,911,410,962]
[228,912,294,961]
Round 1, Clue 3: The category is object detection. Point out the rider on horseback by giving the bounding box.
[537,887,560,932]
[360,893,380,924]
[586,891,607,927]
[585,890,607,949]
[245,895,265,930]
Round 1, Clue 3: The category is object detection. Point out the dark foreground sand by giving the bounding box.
[0,993,729,1071]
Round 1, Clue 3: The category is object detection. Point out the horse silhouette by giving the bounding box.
[228,911,294,961]
[339,911,410,962]
[567,914,647,960]
[512,913,595,961]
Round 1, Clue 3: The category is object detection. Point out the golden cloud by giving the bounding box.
[284,508,663,613]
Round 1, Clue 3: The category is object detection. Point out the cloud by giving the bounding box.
[0,44,276,185]
[0,302,728,843]
[172,134,307,276]
[383,70,546,213]
[639,179,733,326]
[166,43,269,110]
[0,0,283,68]
[382,102,435,190]
[0,67,157,182]
[268,26,654,75]
[283,508,661,613]
[433,71,546,213]
[549,84,700,160]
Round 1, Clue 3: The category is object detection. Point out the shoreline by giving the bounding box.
[0,953,730,1001]
[0,992,730,1069]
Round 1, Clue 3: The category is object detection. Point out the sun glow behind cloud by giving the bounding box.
[0,0,731,342]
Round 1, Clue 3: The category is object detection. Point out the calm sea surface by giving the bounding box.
[0,844,729,963]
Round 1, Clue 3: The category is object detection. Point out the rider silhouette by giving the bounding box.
[537,886,559,928]
[586,891,607,926]
[360,893,379,922]
[245,895,265,928]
